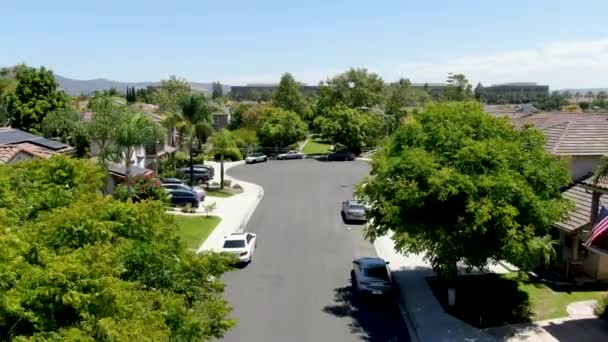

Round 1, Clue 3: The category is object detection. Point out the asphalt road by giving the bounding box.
[222,159,410,342]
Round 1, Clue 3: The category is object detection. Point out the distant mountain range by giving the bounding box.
[54,75,232,96]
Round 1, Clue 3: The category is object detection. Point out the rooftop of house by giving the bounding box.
[510,112,608,130]
[108,162,153,179]
[0,142,58,164]
[556,181,603,233]
[540,120,608,156]
[0,128,74,154]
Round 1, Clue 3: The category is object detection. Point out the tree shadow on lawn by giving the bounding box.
[486,317,608,341]
[427,273,533,329]
[322,278,410,341]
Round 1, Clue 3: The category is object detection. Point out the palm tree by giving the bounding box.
[113,110,165,198]
[160,110,184,147]
[587,91,595,102]
[209,129,236,189]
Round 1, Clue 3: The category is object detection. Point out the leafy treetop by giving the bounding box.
[358,102,573,280]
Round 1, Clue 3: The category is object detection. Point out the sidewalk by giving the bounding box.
[373,234,498,342]
[193,161,264,253]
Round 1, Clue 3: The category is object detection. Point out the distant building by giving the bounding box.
[230,84,319,101]
[482,82,549,104]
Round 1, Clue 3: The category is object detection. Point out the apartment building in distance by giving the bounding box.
[482,82,549,104]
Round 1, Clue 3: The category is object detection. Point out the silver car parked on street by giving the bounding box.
[341,200,367,223]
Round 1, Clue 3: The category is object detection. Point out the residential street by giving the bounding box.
[222,159,410,342]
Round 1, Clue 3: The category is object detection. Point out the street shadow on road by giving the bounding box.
[486,317,608,341]
[322,280,410,341]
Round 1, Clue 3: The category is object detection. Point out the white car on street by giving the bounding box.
[245,152,268,164]
[277,150,304,160]
[221,232,257,263]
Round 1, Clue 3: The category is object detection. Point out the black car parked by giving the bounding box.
[328,150,356,161]
[161,178,184,184]
[166,189,200,208]
[192,164,215,178]
[177,167,211,183]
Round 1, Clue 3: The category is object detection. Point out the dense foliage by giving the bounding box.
[272,73,312,122]
[313,106,384,154]
[316,68,384,111]
[255,107,307,148]
[358,102,573,279]
[0,156,235,341]
[3,65,69,133]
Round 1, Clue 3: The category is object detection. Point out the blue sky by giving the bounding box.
[2,0,608,88]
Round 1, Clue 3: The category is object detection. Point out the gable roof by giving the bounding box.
[0,143,58,164]
[541,120,608,156]
[556,181,608,233]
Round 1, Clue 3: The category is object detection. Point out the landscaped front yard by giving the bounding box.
[428,273,607,328]
[302,138,332,155]
[174,215,221,249]
[205,188,240,198]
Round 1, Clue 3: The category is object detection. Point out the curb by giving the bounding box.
[390,271,421,342]
[236,181,264,233]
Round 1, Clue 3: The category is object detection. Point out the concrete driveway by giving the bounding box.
[221,159,410,342]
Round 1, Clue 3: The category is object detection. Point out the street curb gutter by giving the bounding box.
[236,182,264,233]
[391,274,421,342]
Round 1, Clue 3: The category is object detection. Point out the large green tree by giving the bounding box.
[272,73,311,121]
[358,102,572,283]
[316,68,384,111]
[314,105,384,154]
[152,75,191,112]
[212,81,223,99]
[444,73,473,101]
[0,156,236,340]
[256,107,307,148]
[383,78,429,130]
[4,65,69,133]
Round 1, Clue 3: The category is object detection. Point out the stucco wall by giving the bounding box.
[569,155,601,181]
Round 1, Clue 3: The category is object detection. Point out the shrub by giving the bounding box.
[204,202,217,217]
[232,183,243,191]
[579,102,590,110]
[223,179,232,187]
[174,150,189,167]
[193,153,207,165]
[212,148,242,161]
[596,293,608,319]
[114,177,167,203]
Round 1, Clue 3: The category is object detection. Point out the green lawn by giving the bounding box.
[302,138,332,155]
[428,273,607,328]
[205,188,239,198]
[174,215,221,249]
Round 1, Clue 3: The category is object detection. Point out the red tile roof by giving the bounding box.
[0,143,58,164]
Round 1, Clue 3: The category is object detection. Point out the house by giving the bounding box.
[507,113,608,282]
[104,162,155,194]
[0,128,74,164]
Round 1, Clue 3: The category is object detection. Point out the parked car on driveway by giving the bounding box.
[162,183,206,197]
[191,164,215,178]
[341,200,367,222]
[328,150,356,161]
[245,152,268,164]
[221,232,257,263]
[277,150,304,160]
[352,257,392,296]
[177,167,211,183]
[165,189,201,208]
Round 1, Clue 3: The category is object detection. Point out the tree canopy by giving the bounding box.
[272,73,311,121]
[255,107,307,148]
[316,68,385,111]
[0,156,236,340]
[212,82,223,99]
[3,65,69,133]
[444,73,473,101]
[358,102,573,279]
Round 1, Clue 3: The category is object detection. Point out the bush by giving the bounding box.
[596,293,608,319]
[223,179,232,187]
[579,102,590,110]
[174,150,189,167]
[204,202,217,217]
[193,153,207,165]
[232,183,243,191]
[114,177,167,203]
[212,148,242,162]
